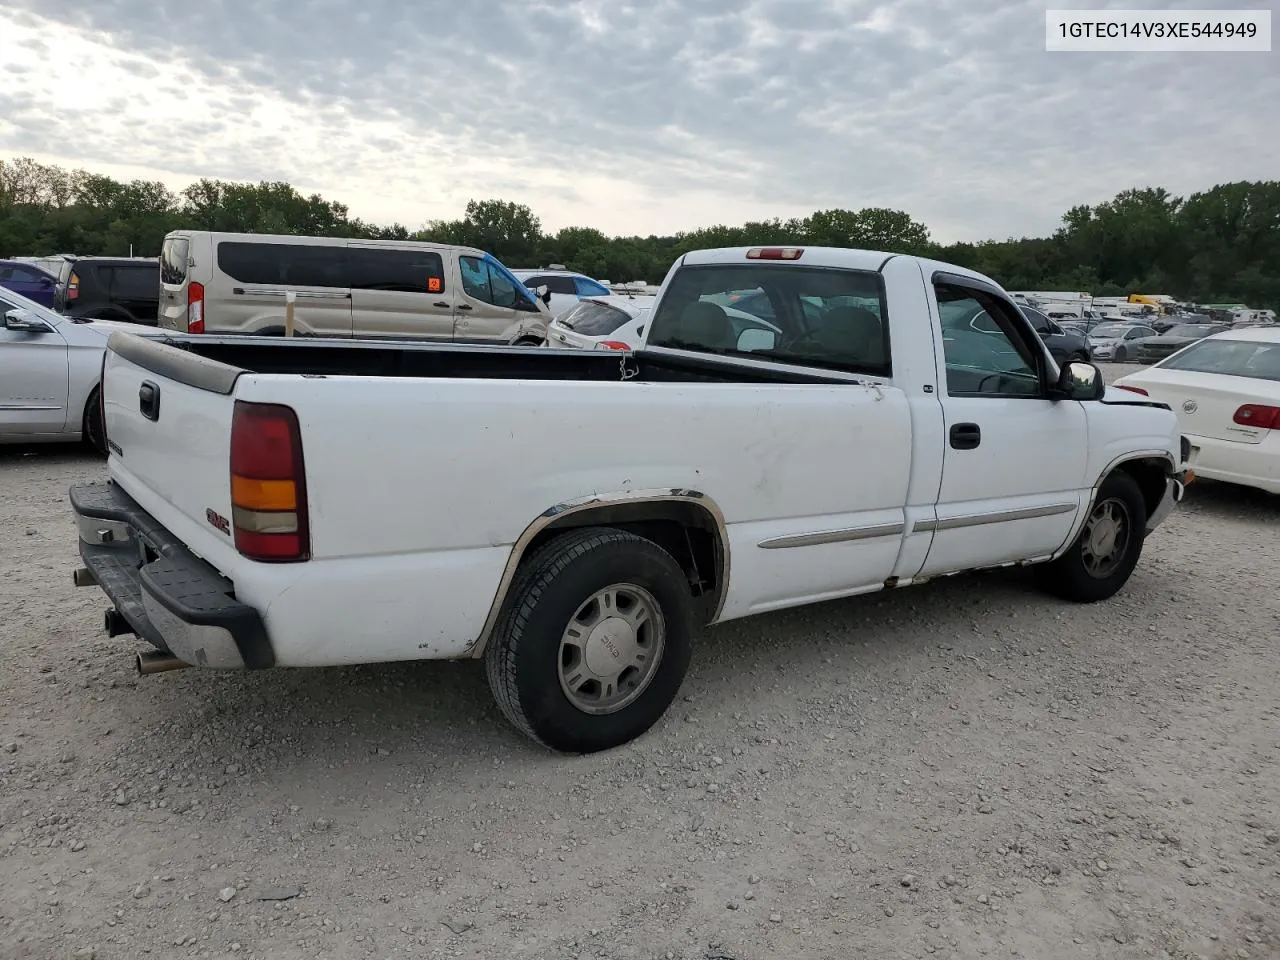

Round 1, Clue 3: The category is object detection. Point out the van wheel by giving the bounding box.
[1036,472,1146,603]
[513,336,544,347]
[485,527,695,753]
[83,387,106,456]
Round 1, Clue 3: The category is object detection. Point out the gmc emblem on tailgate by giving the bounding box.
[206,508,231,536]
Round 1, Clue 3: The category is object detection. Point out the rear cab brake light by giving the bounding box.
[229,401,310,561]
[746,247,804,261]
[187,280,205,334]
[1233,404,1280,430]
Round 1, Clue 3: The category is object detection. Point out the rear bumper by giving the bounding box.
[1183,434,1280,495]
[69,482,273,669]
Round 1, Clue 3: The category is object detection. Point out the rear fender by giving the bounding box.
[469,488,730,657]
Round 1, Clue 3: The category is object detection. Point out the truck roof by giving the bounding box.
[679,246,1002,290]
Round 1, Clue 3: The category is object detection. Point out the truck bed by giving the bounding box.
[110,332,852,389]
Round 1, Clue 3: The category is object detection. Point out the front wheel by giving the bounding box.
[485,527,696,753]
[1036,471,1147,603]
[512,336,544,347]
[1114,345,1128,362]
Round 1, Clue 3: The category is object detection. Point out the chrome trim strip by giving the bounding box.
[469,489,731,658]
[758,522,905,549]
[0,403,61,410]
[915,501,1077,533]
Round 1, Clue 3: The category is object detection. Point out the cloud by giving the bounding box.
[0,0,1276,241]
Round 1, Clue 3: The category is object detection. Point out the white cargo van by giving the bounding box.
[158,231,550,344]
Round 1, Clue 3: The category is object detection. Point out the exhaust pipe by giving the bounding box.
[73,567,98,587]
[104,609,134,638]
[136,651,190,675]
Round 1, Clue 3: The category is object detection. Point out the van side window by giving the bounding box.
[459,256,519,309]
[217,242,348,288]
[349,249,445,294]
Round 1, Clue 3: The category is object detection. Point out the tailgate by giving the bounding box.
[101,332,243,565]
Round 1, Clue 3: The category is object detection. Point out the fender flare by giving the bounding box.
[468,488,730,657]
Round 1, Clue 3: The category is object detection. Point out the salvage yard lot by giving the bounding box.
[2,364,1278,960]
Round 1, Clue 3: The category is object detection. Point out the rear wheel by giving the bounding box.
[83,387,106,456]
[485,527,696,753]
[512,336,544,347]
[1036,471,1146,603]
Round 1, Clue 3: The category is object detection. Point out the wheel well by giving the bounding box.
[524,500,726,622]
[1114,458,1170,519]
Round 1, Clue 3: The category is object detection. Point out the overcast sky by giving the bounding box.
[0,0,1275,242]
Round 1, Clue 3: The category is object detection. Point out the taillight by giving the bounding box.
[229,401,310,562]
[746,247,803,260]
[187,281,205,334]
[1233,404,1280,430]
[596,340,631,351]
[67,271,79,301]
[1115,385,1149,396]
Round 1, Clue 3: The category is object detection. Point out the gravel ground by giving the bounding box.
[3,361,1278,960]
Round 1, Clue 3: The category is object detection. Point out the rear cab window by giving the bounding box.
[646,264,890,376]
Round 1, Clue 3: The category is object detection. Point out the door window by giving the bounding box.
[460,256,520,308]
[349,248,445,293]
[110,265,160,299]
[937,283,1043,398]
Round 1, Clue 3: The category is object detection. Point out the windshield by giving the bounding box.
[647,264,889,376]
[1167,324,1209,337]
[1091,323,1129,338]
[1158,338,1280,381]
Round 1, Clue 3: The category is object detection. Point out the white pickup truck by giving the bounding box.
[69,246,1188,753]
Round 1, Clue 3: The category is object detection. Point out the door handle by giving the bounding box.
[432,301,450,309]
[138,381,160,421]
[949,422,980,450]
[456,304,473,311]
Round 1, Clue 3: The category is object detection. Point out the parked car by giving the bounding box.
[62,258,161,326]
[70,246,1185,753]
[10,254,78,307]
[158,231,549,345]
[545,295,655,350]
[1115,327,1280,494]
[1088,321,1159,362]
[511,268,613,318]
[0,259,60,308]
[1132,323,1232,364]
[0,285,166,454]
[1019,306,1093,363]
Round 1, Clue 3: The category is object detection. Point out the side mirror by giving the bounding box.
[737,327,777,352]
[535,285,551,305]
[1054,360,1105,401]
[5,308,52,333]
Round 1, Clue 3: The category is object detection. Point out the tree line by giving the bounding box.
[2,157,1276,309]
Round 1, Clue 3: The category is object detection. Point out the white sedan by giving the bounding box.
[544,295,655,351]
[0,286,166,454]
[1114,327,1280,494]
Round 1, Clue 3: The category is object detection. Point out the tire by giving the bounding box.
[1036,471,1147,603]
[83,387,107,456]
[485,526,696,753]
[512,336,544,347]
[1114,346,1127,362]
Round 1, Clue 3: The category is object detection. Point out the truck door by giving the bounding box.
[348,244,455,340]
[919,272,1088,577]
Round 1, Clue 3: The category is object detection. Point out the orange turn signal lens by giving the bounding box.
[231,475,297,511]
